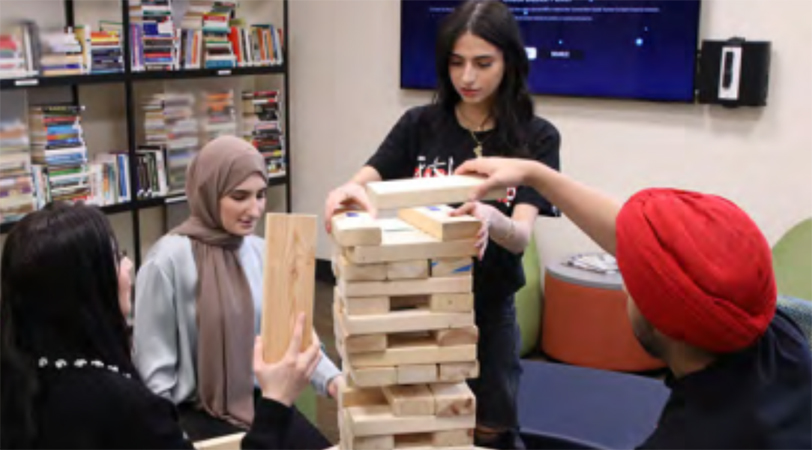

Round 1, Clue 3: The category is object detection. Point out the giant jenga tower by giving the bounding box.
[331,176,502,450]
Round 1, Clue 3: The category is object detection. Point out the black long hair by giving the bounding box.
[0,202,135,448]
[435,0,535,156]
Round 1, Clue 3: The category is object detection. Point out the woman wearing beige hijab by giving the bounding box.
[133,136,341,442]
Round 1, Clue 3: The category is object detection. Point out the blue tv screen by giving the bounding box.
[400,0,702,102]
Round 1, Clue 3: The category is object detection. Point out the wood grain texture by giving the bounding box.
[365,175,503,210]
[398,205,480,241]
[261,214,316,363]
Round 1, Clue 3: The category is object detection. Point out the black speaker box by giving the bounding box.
[697,38,771,107]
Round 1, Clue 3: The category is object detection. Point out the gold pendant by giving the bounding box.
[474,145,482,158]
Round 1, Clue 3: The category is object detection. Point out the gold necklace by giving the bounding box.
[457,106,491,158]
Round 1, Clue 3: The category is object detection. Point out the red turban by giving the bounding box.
[616,188,776,353]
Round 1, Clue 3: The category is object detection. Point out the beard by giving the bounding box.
[632,318,665,360]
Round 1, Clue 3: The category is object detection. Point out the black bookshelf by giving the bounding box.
[0,0,292,268]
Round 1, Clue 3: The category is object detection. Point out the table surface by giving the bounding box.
[517,360,669,450]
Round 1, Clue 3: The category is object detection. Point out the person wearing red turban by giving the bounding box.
[456,157,812,449]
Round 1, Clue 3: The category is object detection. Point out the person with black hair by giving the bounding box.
[323,1,560,448]
[0,202,327,449]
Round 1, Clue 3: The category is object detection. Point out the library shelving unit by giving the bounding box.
[0,0,292,267]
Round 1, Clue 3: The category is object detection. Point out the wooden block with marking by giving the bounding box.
[431,257,474,277]
[331,211,382,246]
[346,219,477,264]
[432,429,474,447]
[346,404,475,437]
[398,205,480,241]
[339,276,472,298]
[336,255,388,282]
[439,361,480,382]
[397,364,438,384]
[433,326,479,347]
[429,382,476,417]
[261,214,315,363]
[365,175,504,210]
[386,260,429,280]
[429,293,474,313]
[382,384,435,416]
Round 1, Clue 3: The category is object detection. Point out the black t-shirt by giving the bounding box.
[638,310,812,449]
[366,104,561,299]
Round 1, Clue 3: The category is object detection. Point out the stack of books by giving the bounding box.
[0,121,36,223]
[241,90,285,176]
[28,104,91,205]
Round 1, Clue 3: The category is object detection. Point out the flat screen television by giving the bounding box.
[400,0,702,102]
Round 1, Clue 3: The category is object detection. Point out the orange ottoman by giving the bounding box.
[541,256,665,372]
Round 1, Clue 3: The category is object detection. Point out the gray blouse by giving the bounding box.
[133,234,340,405]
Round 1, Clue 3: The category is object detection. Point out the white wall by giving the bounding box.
[289,0,812,270]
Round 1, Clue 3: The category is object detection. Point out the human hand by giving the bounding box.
[455,157,540,201]
[324,182,377,233]
[252,314,322,407]
[451,201,503,260]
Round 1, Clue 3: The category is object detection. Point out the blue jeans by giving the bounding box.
[467,293,524,448]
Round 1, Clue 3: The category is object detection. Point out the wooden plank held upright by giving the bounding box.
[261,213,317,363]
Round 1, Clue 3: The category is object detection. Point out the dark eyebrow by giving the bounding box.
[450,53,496,61]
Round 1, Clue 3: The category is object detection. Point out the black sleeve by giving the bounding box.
[365,109,419,181]
[106,380,196,449]
[514,119,561,217]
[241,398,293,449]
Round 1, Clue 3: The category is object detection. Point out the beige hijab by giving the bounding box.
[173,135,267,427]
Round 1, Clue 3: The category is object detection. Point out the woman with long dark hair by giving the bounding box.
[0,202,324,449]
[324,1,561,448]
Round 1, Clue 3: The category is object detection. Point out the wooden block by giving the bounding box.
[261,214,315,363]
[349,366,399,387]
[193,433,245,450]
[429,382,476,417]
[438,362,480,382]
[345,219,477,264]
[346,405,475,437]
[430,258,474,277]
[336,288,391,316]
[429,293,474,313]
[346,334,388,354]
[432,429,474,447]
[382,384,435,416]
[365,175,503,210]
[336,255,388,282]
[353,435,395,450]
[339,384,387,409]
[397,364,438,384]
[331,211,382,246]
[387,260,429,280]
[348,339,477,368]
[339,276,472,298]
[398,205,481,241]
[433,326,479,347]
[341,308,474,335]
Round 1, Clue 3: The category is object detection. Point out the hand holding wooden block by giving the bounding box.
[261,213,316,363]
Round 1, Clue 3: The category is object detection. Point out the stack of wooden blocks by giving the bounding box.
[331,176,501,450]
